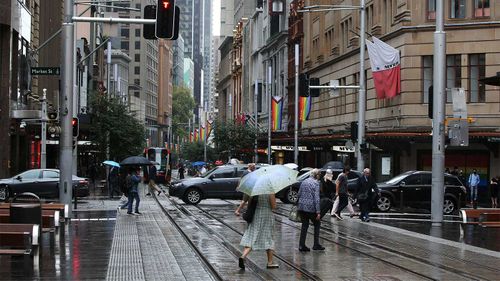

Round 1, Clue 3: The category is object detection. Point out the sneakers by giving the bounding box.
[238,257,245,269]
[298,246,310,252]
[127,212,133,215]
[135,211,142,215]
[313,245,325,251]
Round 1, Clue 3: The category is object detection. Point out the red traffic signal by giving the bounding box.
[72,117,79,138]
[156,0,177,39]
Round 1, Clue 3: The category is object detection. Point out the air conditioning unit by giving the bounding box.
[272,0,283,13]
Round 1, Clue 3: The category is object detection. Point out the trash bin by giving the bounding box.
[9,192,42,225]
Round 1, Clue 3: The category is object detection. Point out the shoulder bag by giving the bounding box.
[288,205,302,222]
[242,196,258,223]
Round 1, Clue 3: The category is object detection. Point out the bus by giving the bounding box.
[143,147,170,183]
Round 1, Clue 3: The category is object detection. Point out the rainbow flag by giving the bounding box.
[271,96,283,131]
[299,96,311,123]
[194,129,199,142]
[189,132,193,143]
[200,125,205,141]
[206,120,213,139]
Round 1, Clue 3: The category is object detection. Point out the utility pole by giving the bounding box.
[357,0,366,172]
[40,89,48,169]
[431,0,446,225]
[60,0,75,214]
[267,65,272,164]
[203,102,207,162]
[294,44,299,165]
[254,80,259,163]
[105,40,111,196]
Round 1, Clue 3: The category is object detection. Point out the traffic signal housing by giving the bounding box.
[156,0,177,39]
[144,5,156,39]
[350,121,358,142]
[309,77,320,97]
[72,117,79,138]
[299,74,309,97]
[48,111,58,121]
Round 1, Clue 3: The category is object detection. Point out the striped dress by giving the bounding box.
[240,194,275,250]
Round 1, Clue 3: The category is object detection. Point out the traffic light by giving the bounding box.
[48,111,58,121]
[171,6,180,40]
[72,117,79,138]
[156,0,177,39]
[144,5,156,39]
[299,73,309,97]
[309,77,320,97]
[350,121,358,142]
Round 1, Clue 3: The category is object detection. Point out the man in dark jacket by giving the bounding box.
[357,168,380,222]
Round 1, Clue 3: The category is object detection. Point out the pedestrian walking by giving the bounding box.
[330,190,356,218]
[178,164,185,180]
[334,166,351,220]
[235,163,256,216]
[319,169,335,218]
[297,169,324,252]
[127,167,142,215]
[489,177,498,208]
[146,165,162,196]
[238,194,279,269]
[108,166,120,198]
[468,169,481,207]
[357,168,380,222]
[118,170,131,210]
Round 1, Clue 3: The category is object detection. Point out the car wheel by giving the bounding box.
[376,195,392,212]
[0,185,10,202]
[443,197,456,215]
[286,189,299,204]
[184,188,202,205]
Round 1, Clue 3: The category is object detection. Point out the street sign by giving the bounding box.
[31,67,61,75]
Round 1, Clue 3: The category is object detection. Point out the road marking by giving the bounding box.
[369,217,458,223]
[71,218,117,221]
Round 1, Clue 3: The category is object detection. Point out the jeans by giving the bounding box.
[127,192,140,213]
[299,211,321,247]
[470,185,478,201]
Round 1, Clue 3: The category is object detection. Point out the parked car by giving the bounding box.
[276,168,362,204]
[169,164,252,204]
[375,171,466,214]
[0,169,90,202]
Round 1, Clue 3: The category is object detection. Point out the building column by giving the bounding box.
[0,25,12,177]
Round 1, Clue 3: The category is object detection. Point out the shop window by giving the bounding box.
[450,0,466,19]
[474,0,490,18]
[469,54,485,103]
[423,56,433,103]
[446,55,462,102]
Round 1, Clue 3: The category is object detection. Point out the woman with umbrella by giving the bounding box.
[237,165,298,270]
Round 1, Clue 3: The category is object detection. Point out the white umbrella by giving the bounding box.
[283,163,298,170]
[237,165,298,196]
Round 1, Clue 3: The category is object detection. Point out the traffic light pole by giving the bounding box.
[267,66,272,164]
[60,0,75,215]
[294,44,299,165]
[41,89,48,169]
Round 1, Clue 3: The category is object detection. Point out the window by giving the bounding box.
[450,0,466,19]
[18,170,40,179]
[213,168,235,178]
[341,18,351,51]
[43,171,59,179]
[474,0,490,17]
[469,54,485,103]
[427,0,436,20]
[134,67,140,75]
[120,28,129,37]
[135,29,140,37]
[366,4,374,32]
[135,41,140,49]
[121,41,129,51]
[446,55,461,102]
[312,37,319,60]
[383,0,394,32]
[423,56,433,103]
[445,176,463,186]
[135,54,140,62]
[324,28,334,55]
[421,174,432,185]
[404,175,422,185]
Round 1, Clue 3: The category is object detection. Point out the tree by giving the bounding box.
[181,142,216,162]
[212,120,257,162]
[88,92,146,163]
[172,86,196,141]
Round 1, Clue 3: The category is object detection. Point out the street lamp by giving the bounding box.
[299,1,367,171]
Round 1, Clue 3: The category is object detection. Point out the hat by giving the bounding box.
[326,169,333,174]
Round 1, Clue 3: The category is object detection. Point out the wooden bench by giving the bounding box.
[459,208,500,236]
[0,223,40,262]
[0,203,69,220]
[0,209,60,231]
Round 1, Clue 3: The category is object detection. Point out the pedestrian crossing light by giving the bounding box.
[72,117,79,138]
[156,0,178,39]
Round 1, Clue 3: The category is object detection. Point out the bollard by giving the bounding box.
[400,190,404,210]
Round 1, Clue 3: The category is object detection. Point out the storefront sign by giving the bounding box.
[271,145,309,151]
[331,146,355,153]
[312,146,324,151]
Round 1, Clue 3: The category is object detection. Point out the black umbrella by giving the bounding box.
[479,72,500,86]
[120,156,152,166]
[322,161,344,170]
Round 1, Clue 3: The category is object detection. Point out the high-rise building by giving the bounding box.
[202,0,213,112]
[172,35,185,87]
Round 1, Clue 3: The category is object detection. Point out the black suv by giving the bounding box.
[169,164,265,204]
[376,171,466,214]
[276,168,362,204]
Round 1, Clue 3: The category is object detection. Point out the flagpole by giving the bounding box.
[294,44,299,165]
[254,80,259,163]
[267,65,272,164]
[357,0,366,172]
[204,102,207,162]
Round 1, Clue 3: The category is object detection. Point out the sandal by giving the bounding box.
[238,257,245,269]
[266,263,279,269]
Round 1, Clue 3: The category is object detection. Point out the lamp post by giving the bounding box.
[299,2,366,171]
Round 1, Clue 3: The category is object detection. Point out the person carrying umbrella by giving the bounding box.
[235,163,256,216]
[127,167,142,215]
[236,165,297,270]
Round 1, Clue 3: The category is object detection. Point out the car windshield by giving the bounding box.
[385,171,413,185]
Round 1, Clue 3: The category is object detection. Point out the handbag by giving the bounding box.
[288,205,302,222]
[242,196,258,223]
